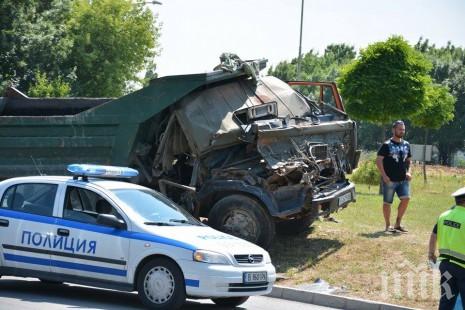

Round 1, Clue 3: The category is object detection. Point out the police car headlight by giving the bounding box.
[193,250,231,265]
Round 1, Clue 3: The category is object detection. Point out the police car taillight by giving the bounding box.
[67,164,139,179]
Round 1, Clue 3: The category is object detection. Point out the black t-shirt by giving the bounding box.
[377,139,412,182]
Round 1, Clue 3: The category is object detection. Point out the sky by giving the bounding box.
[150,0,465,77]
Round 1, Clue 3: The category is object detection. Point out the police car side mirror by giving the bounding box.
[97,214,127,230]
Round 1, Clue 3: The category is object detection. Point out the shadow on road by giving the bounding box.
[268,228,344,274]
[0,278,245,309]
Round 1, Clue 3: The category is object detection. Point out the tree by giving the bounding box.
[0,0,73,94]
[268,44,356,103]
[432,68,465,165]
[338,36,432,140]
[322,44,357,69]
[141,60,159,87]
[269,43,356,82]
[67,0,160,97]
[415,38,465,165]
[410,84,455,181]
[268,60,296,82]
[1,0,160,98]
[28,70,71,97]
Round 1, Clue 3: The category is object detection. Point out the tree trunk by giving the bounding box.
[423,128,429,184]
[446,145,451,166]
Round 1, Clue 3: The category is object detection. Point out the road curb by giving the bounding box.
[267,285,417,310]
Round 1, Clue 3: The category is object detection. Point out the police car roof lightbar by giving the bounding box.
[67,164,139,180]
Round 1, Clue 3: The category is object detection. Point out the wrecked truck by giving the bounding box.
[0,55,360,248]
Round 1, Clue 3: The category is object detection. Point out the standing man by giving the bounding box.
[429,187,465,310]
[376,120,412,233]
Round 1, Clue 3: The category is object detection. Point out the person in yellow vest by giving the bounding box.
[429,187,465,310]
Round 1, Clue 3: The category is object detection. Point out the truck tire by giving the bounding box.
[137,257,186,310]
[276,214,316,235]
[211,296,249,307]
[208,194,275,249]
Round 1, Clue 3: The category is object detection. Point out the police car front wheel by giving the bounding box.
[137,257,186,309]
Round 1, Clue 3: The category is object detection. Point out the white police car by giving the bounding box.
[0,164,276,309]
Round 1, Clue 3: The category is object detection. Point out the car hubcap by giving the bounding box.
[144,266,175,304]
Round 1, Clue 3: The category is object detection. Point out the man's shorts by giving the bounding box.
[383,180,410,204]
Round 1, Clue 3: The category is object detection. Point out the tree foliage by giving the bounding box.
[28,70,70,97]
[338,36,432,125]
[410,84,455,129]
[0,0,159,97]
[409,83,455,182]
[414,38,465,164]
[67,0,160,97]
[0,0,73,93]
[268,43,356,82]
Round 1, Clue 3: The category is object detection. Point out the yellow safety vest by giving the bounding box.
[437,205,465,268]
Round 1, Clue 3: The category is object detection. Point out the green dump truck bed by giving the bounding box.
[0,70,246,179]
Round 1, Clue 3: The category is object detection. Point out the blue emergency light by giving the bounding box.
[67,164,139,179]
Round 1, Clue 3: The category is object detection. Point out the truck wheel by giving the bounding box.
[208,194,275,249]
[211,296,249,307]
[276,214,316,235]
[137,258,186,310]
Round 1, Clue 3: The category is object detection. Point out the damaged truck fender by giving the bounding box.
[196,179,281,217]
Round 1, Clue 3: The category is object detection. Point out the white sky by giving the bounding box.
[151,0,465,77]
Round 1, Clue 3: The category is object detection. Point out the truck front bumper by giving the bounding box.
[273,181,356,219]
[312,181,356,214]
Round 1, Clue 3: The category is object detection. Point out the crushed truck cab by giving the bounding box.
[0,54,360,248]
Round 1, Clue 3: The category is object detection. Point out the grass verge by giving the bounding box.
[269,164,465,309]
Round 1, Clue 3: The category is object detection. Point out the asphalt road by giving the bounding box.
[0,276,337,310]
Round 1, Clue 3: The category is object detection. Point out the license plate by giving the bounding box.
[243,271,267,283]
[338,192,352,206]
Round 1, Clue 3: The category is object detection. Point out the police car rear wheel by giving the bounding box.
[211,296,249,307]
[137,258,186,309]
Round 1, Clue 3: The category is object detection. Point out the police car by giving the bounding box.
[0,164,276,309]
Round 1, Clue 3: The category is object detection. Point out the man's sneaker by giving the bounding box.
[394,226,408,233]
[385,226,397,234]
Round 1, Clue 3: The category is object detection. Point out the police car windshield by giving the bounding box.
[111,188,201,226]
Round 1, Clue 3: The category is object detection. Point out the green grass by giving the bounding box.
[269,164,465,309]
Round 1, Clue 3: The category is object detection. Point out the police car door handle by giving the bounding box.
[57,228,70,236]
[0,219,8,227]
